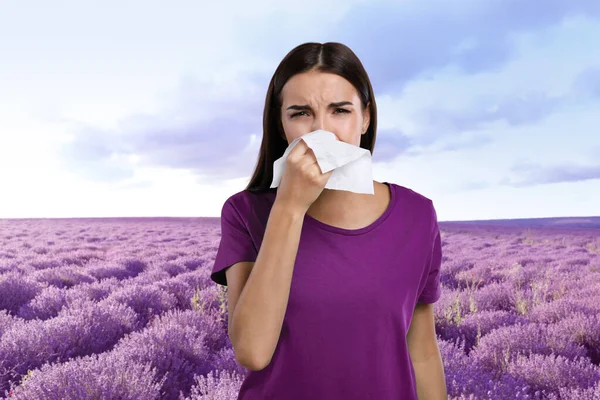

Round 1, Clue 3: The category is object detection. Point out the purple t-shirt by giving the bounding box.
[210,182,442,399]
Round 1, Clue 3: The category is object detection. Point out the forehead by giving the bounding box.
[281,71,358,102]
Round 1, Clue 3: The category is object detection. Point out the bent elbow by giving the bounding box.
[229,324,273,372]
[235,351,270,372]
[230,335,271,371]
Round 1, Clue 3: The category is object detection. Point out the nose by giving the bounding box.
[311,117,325,133]
[311,116,337,139]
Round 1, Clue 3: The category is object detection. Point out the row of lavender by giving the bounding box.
[437,225,600,399]
[0,218,245,399]
[0,218,599,398]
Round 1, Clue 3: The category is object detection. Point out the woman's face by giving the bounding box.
[280,69,370,147]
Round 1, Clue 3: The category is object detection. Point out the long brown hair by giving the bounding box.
[244,42,378,193]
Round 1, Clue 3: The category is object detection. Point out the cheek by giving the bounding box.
[340,115,363,132]
[281,120,304,142]
[335,118,364,144]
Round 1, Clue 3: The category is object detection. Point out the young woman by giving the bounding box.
[211,41,447,399]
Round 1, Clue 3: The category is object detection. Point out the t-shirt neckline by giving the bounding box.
[303,182,396,236]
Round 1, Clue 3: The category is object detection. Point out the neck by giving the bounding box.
[312,181,377,210]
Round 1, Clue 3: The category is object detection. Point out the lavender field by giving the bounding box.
[1,217,599,399]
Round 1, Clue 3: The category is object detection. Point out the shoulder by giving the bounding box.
[388,182,434,210]
[387,182,437,233]
[220,188,277,219]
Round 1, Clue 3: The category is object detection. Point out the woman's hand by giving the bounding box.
[274,139,333,215]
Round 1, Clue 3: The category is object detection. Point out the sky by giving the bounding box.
[1,0,599,221]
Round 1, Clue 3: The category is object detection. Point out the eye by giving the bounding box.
[290,109,350,118]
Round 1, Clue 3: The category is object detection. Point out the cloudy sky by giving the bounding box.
[1,0,599,221]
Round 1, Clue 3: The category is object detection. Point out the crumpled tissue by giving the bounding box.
[270,129,374,194]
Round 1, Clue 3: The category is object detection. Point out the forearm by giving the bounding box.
[412,352,447,399]
[230,201,305,371]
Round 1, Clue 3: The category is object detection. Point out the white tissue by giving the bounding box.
[270,129,374,194]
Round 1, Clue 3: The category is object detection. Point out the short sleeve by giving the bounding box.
[417,202,442,304]
[210,197,258,286]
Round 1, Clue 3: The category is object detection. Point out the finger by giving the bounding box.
[292,139,314,158]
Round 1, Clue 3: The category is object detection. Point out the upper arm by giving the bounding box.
[225,261,254,334]
[406,302,439,363]
[210,197,258,286]
[409,201,443,361]
[416,200,442,304]
[209,196,258,340]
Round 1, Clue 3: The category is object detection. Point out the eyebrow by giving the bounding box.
[286,101,354,111]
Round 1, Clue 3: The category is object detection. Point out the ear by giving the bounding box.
[362,102,371,134]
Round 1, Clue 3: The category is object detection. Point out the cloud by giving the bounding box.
[55,1,600,184]
[454,180,493,192]
[57,61,596,184]
[412,90,565,136]
[571,65,600,99]
[336,0,600,92]
[57,73,266,184]
[372,89,567,157]
[371,129,414,162]
[401,65,600,150]
[500,160,600,187]
[56,124,136,182]
[58,114,262,184]
[436,133,495,152]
